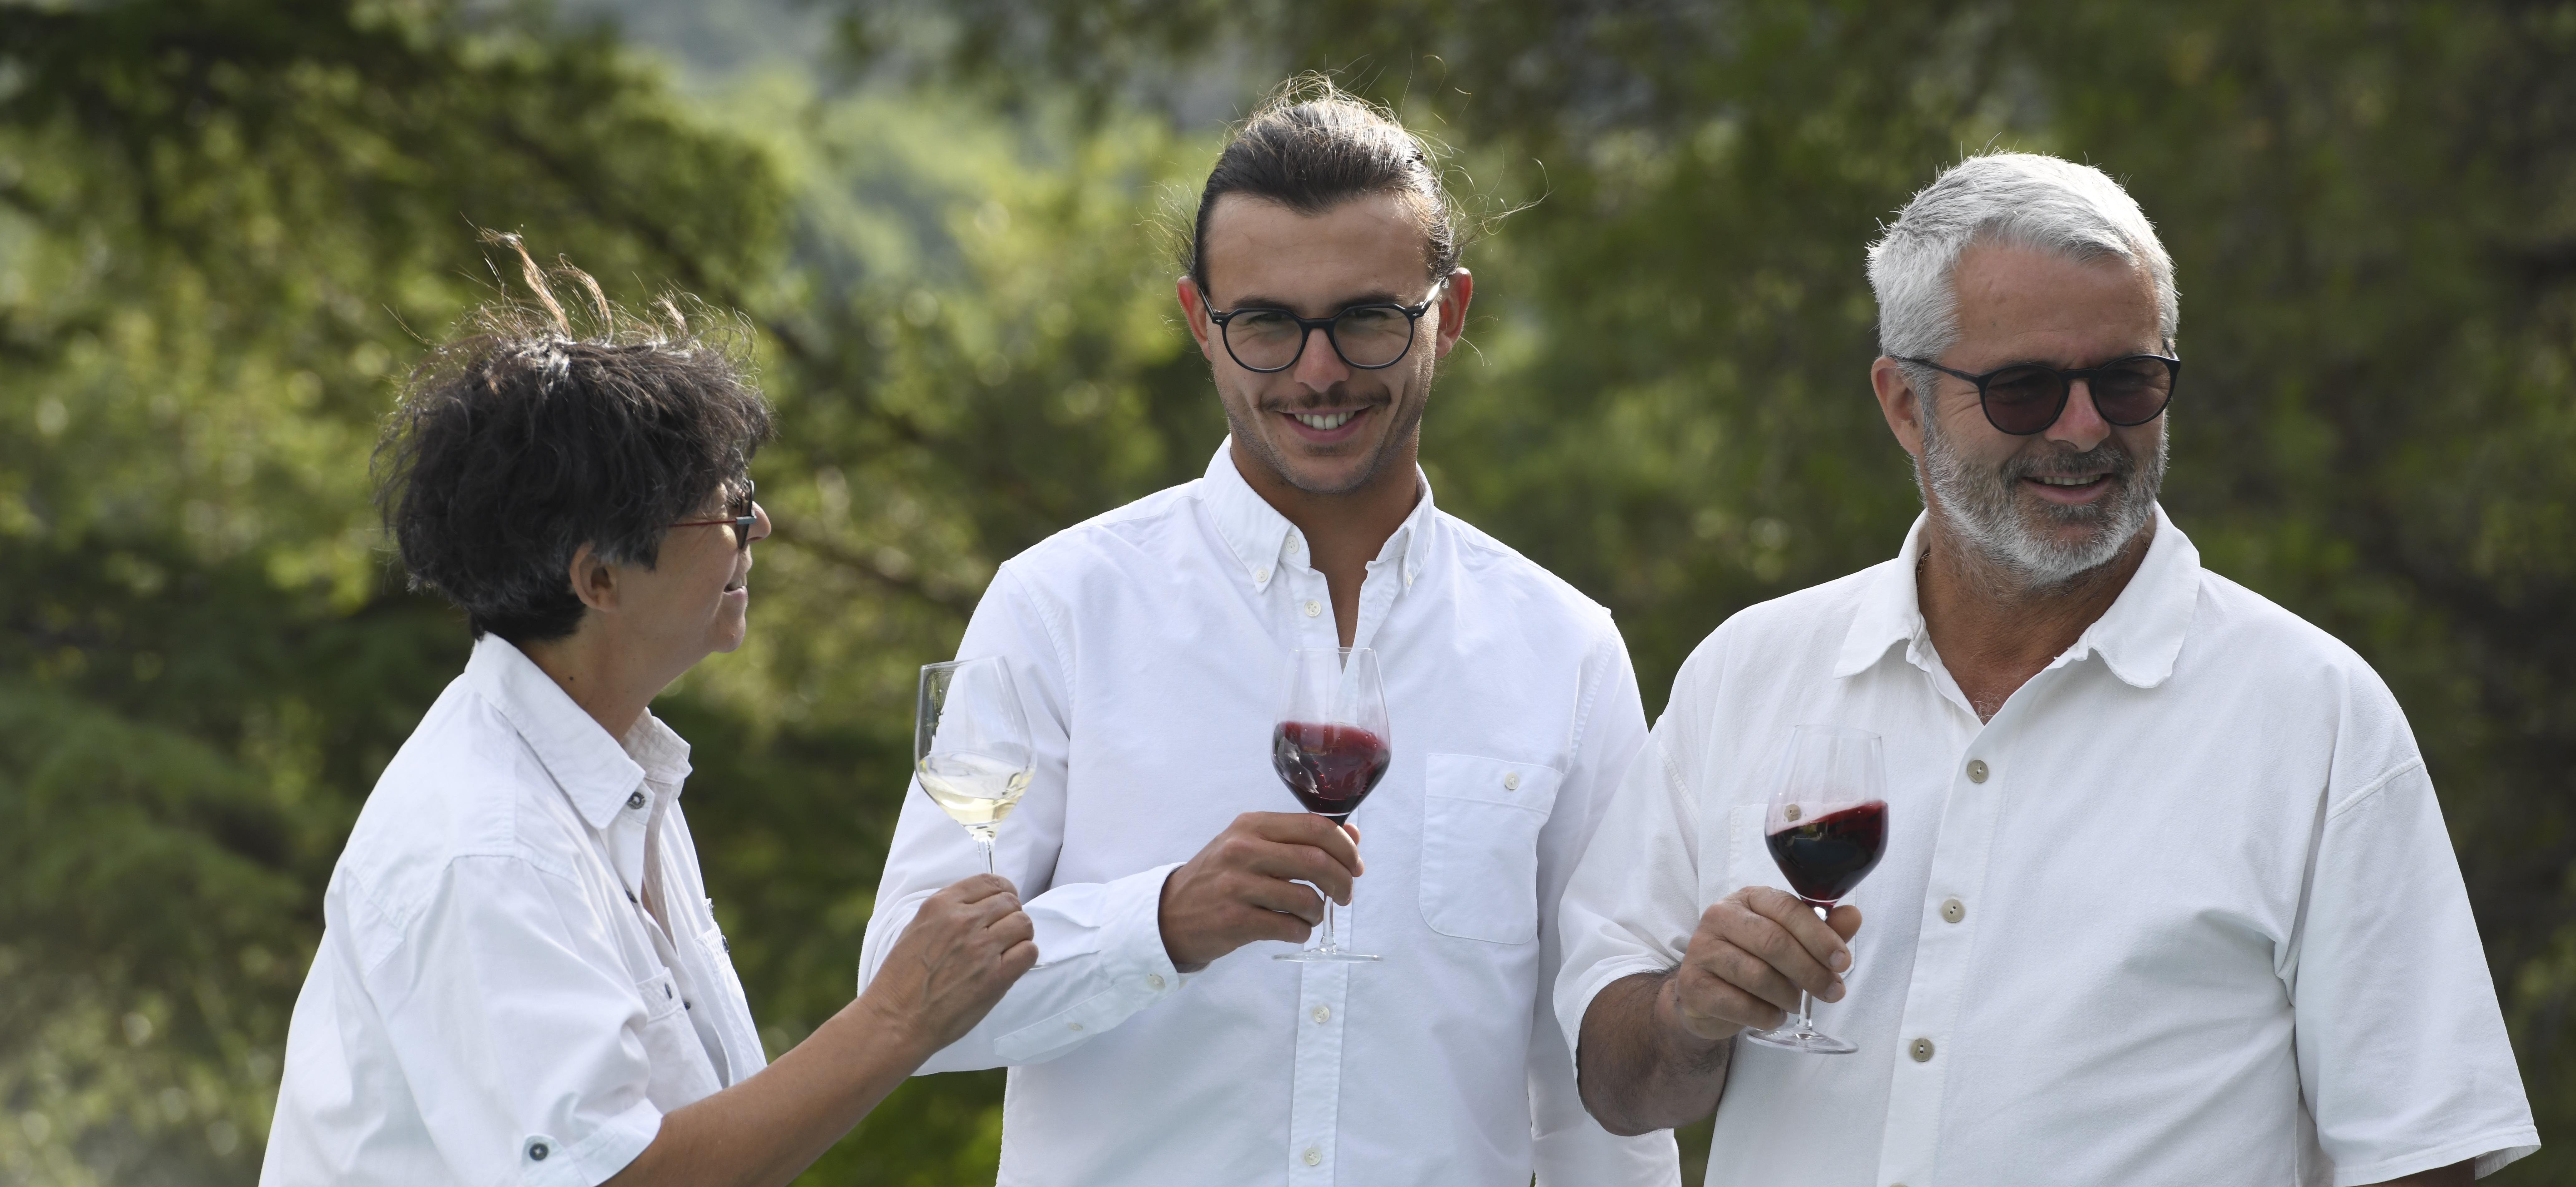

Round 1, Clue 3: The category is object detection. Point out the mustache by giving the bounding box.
[1258,386,1393,414]
[1999,439,2137,483]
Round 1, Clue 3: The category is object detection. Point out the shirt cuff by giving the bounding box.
[991,862,1186,1063]
[522,1096,659,1187]
[1553,954,1674,1077]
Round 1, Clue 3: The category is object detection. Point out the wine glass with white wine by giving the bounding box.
[914,656,1034,876]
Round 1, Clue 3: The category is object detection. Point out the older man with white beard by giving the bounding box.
[1556,153,2538,1186]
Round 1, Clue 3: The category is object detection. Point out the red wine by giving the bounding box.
[1765,800,1888,905]
[1272,721,1390,821]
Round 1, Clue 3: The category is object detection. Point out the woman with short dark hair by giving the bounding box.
[261,239,1034,1187]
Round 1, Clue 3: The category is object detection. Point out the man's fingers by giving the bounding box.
[1740,887,1854,978]
[1826,903,1862,942]
[1672,968,1788,1037]
[1695,937,1808,1013]
[1245,812,1364,876]
[1237,875,1328,924]
[1237,840,1354,904]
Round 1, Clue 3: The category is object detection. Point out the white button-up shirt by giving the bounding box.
[859,443,1679,1186]
[1557,508,2539,1186]
[263,636,765,1186]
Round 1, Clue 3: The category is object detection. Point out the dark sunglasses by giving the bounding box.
[671,479,758,553]
[1896,354,2181,436]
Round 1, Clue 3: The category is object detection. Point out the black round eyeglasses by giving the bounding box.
[1204,278,1448,374]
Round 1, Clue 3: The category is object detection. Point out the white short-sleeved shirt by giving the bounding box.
[1557,508,2538,1187]
[262,636,765,1186]
[858,442,1678,1186]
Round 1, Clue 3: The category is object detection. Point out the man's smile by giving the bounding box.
[2022,471,2112,503]
[1277,404,1375,443]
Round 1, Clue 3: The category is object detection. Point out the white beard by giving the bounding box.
[1918,406,2166,588]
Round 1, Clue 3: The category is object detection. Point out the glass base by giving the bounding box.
[1273,949,1381,963]
[1741,1024,1857,1055]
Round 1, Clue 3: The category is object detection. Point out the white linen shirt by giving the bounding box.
[262,636,766,1186]
[858,443,1679,1187]
[1557,508,2539,1187]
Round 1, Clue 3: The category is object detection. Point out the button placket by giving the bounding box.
[1284,962,1350,1179]
[1875,728,2002,1187]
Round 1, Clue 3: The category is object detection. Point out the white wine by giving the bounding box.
[918,752,1032,842]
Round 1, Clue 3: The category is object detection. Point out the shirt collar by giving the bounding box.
[1833,503,2200,690]
[1198,438,1435,593]
[464,634,657,830]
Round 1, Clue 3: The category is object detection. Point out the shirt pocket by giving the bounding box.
[632,970,721,1111]
[1417,753,1562,945]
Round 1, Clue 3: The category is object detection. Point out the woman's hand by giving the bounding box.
[859,874,1040,1056]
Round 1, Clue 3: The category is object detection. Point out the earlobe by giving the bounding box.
[1433,268,1474,356]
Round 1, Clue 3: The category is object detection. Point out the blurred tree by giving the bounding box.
[6,0,2571,1183]
[0,0,791,1180]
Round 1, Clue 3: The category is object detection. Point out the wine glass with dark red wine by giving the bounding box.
[1742,724,1888,1055]
[1271,646,1390,963]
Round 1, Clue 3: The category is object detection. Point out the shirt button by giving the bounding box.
[1941,898,1966,924]
[1068,1022,1083,1032]
[1311,1004,1330,1024]
[1503,772,1521,791]
[1910,1037,1936,1062]
[1148,974,1166,990]
[1253,567,1269,583]
[1302,599,1321,617]
[627,790,646,810]
[1302,1146,1322,1166]
[1965,759,1989,784]
[526,1140,551,1162]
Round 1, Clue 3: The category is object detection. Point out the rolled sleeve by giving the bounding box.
[2291,760,2538,1183]
[1528,633,1681,1185]
[1554,715,1706,1080]
[354,856,665,1187]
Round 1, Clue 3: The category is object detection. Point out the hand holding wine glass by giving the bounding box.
[1271,646,1390,963]
[1739,724,1888,1054]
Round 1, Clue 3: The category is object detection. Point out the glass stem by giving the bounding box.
[977,836,996,877]
[1320,896,1340,952]
[1792,901,1828,1034]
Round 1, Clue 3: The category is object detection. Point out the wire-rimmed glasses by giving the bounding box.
[1204,278,1448,373]
[670,479,759,552]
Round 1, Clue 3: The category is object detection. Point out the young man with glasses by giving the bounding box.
[856,82,1679,1185]
[261,250,1036,1187]
[1557,153,2537,1185]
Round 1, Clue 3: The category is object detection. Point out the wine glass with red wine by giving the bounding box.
[1741,724,1888,1055]
[1271,646,1390,963]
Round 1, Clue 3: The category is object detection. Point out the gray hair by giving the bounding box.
[1866,152,2178,381]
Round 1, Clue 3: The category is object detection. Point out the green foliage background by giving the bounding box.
[1,0,2569,1183]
